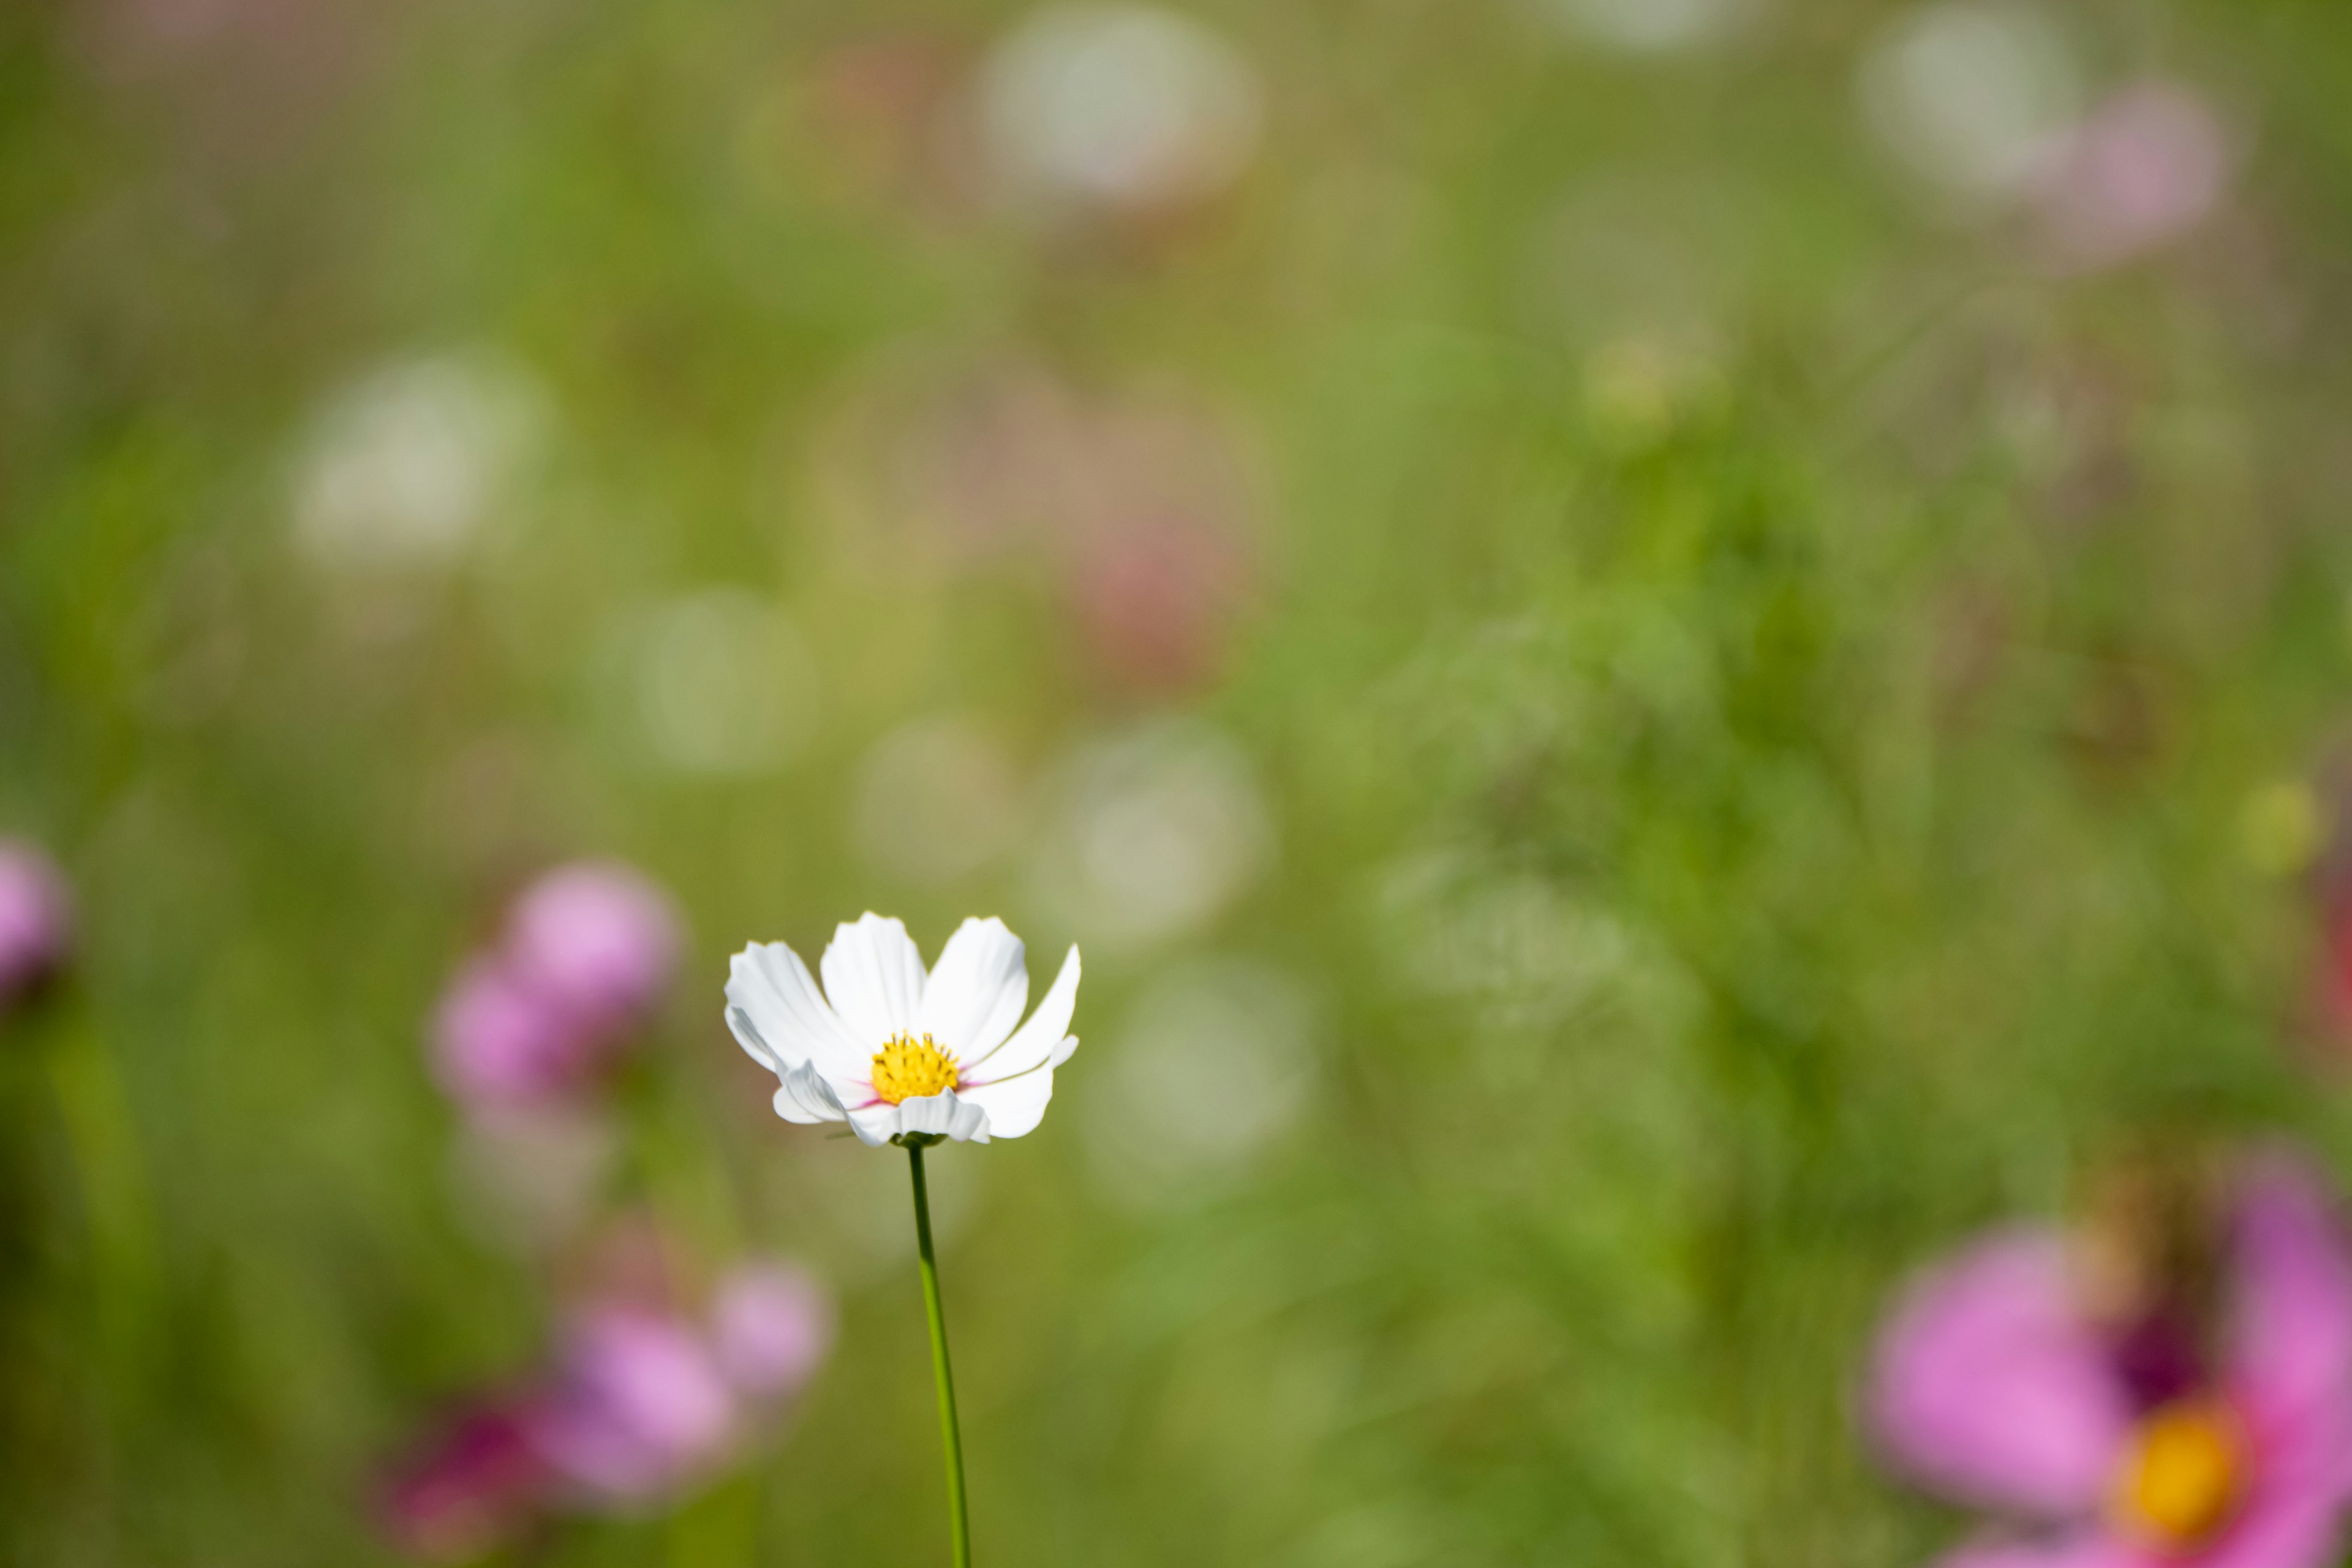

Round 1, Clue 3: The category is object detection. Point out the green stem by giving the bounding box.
[908,1143,971,1568]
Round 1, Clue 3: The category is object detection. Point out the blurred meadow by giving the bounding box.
[10,0,2352,1562]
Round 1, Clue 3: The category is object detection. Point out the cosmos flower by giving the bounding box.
[525,1305,739,1506]
[378,1402,549,1561]
[710,1261,835,1402]
[0,840,71,1011]
[726,914,1080,1146]
[503,863,684,1038]
[379,1252,837,1553]
[429,862,681,1112]
[1868,1154,2352,1568]
[979,4,1262,218]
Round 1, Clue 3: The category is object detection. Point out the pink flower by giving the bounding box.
[0,841,72,1008]
[503,863,682,1039]
[1071,516,1251,696]
[428,862,681,1112]
[377,1401,549,1561]
[524,1307,738,1506]
[2034,83,2233,273]
[1869,1155,2352,1568]
[710,1262,834,1402]
[431,957,595,1109]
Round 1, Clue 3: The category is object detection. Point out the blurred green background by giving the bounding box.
[10,0,2352,1561]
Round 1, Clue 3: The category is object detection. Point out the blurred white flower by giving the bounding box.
[293,353,546,572]
[854,715,1029,886]
[1027,720,1273,952]
[2031,82,2233,271]
[1544,0,1755,55]
[1085,956,1317,1209]
[1381,854,1649,1028]
[981,4,1262,214]
[1858,2,2080,208]
[726,914,1081,1147]
[619,590,817,777]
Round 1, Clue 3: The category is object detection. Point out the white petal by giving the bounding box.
[916,918,1030,1059]
[821,914,927,1044]
[845,1101,901,1147]
[963,945,1080,1080]
[897,1088,991,1144]
[955,1038,1074,1140]
[728,943,873,1082]
[727,1005,779,1073]
[772,1060,850,1125]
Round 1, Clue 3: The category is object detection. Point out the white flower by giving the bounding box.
[726,914,1080,1146]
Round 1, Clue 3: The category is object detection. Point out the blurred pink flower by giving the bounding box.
[1071,515,1251,695]
[504,863,682,1041]
[378,1401,548,1561]
[428,862,681,1112]
[432,957,594,1109]
[0,841,72,1008]
[2034,83,2233,273]
[526,1306,738,1506]
[1869,1155,2352,1568]
[710,1262,835,1402]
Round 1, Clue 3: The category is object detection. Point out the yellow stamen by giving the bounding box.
[870,1032,960,1105]
[2112,1398,2244,1551]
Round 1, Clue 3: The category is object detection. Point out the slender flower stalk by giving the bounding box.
[908,1142,971,1568]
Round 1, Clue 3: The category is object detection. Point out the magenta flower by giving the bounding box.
[524,1306,738,1506]
[431,957,595,1109]
[503,863,682,1039]
[1869,1155,2352,1568]
[710,1261,835,1402]
[0,840,71,1009]
[428,862,681,1112]
[378,1401,549,1561]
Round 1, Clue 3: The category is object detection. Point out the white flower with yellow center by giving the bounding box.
[725,914,1080,1147]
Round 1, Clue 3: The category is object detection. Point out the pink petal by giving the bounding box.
[1937,1531,2140,1568]
[2223,1154,2352,1441]
[377,1401,548,1561]
[0,841,71,1003]
[2186,1450,2350,1568]
[1870,1230,2133,1515]
[526,1307,736,1506]
[504,862,682,1037]
[710,1262,834,1402]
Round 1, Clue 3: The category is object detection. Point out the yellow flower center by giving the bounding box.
[2111,1399,2244,1551]
[870,1032,960,1105]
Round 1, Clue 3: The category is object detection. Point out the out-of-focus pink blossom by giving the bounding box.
[431,957,594,1109]
[2315,914,2352,1052]
[525,1307,738,1506]
[1072,516,1251,695]
[0,842,72,1009]
[504,863,682,1041]
[428,862,681,1113]
[1868,1153,2352,1568]
[710,1262,835,1402]
[378,1401,548,1561]
[2034,83,2233,273]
